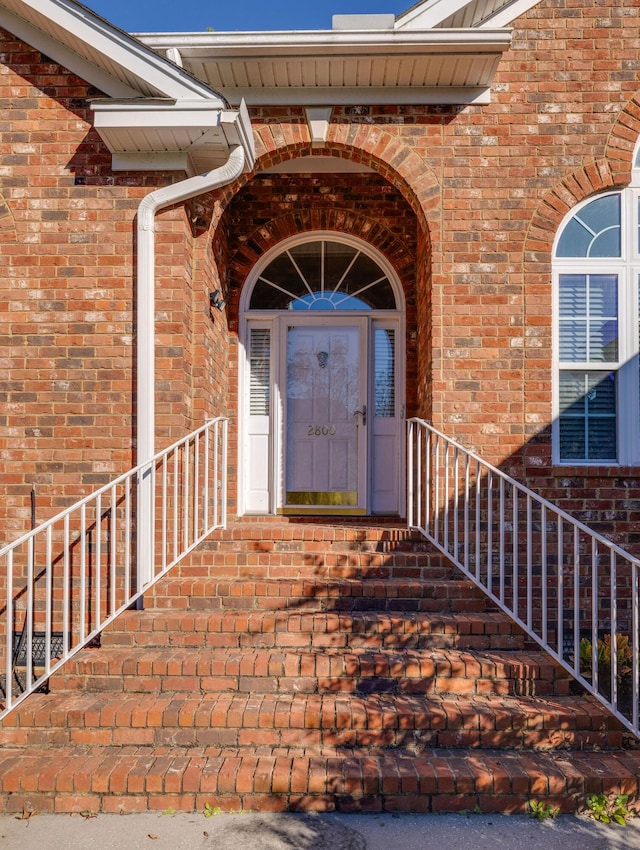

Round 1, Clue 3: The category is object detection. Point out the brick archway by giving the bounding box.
[524,89,640,262]
[226,208,415,325]
[217,125,442,249]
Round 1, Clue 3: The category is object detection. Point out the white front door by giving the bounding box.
[284,320,367,514]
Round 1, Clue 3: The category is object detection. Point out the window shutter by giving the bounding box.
[249,329,270,416]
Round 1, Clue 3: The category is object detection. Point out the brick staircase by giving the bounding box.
[0,520,638,815]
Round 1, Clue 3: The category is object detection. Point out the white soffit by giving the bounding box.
[138,29,512,106]
[0,0,224,101]
[396,0,541,29]
[91,99,256,174]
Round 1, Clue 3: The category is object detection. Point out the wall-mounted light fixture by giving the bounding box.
[209,289,226,311]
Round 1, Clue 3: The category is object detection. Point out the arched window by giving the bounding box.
[245,237,398,312]
[554,190,640,464]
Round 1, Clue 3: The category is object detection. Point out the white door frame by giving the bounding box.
[238,232,406,517]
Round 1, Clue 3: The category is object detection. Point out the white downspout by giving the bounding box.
[136,144,246,590]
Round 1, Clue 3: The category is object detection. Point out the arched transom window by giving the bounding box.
[247,238,397,311]
[554,190,640,464]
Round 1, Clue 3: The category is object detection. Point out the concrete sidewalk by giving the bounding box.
[1,811,639,850]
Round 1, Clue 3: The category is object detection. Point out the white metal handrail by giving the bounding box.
[408,417,640,738]
[0,418,228,719]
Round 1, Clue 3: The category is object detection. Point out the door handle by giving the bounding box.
[353,405,367,426]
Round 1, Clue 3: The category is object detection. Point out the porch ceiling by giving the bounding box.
[137,28,513,107]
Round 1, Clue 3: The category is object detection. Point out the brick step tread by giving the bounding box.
[0,744,638,814]
[102,610,526,651]
[148,578,489,613]
[49,647,569,697]
[0,692,622,752]
[212,522,424,544]
[175,566,456,583]
[202,547,442,560]
[194,557,451,574]
[150,578,483,599]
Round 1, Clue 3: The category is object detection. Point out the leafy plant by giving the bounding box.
[203,803,223,818]
[586,793,631,825]
[579,635,633,685]
[528,799,560,822]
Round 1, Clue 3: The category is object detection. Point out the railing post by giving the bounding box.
[407,420,414,529]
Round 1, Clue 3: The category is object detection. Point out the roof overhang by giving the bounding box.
[91,98,255,175]
[0,0,222,100]
[396,0,540,29]
[0,0,256,172]
[138,28,513,107]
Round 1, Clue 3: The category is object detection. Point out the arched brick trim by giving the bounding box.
[605,92,640,184]
[225,208,416,324]
[524,159,618,267]
[217,126,441,246]
[0,194,17,243]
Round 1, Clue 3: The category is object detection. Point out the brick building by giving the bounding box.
[1,0,640,815]
[2,0,640,539]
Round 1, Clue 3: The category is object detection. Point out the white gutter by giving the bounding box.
[136,144,246,588]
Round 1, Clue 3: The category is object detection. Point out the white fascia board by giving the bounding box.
[478,0,541,27]
[219,86,492,107]
[1,0,224,101]
[395,0,475,30]
[0,3,139,97]
[91,98,228,127]
[139,28,512,58]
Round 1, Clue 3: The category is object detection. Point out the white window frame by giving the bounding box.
[552,186,640,465]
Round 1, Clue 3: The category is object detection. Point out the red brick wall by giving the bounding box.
[0,30,227,541]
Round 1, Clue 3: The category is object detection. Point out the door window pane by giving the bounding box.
[374,328,395,417]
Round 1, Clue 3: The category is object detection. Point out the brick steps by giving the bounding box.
[101,609,527,652]
[1,520,637,814]
[176,523,457,580]
[0,691,622,751]
[1,744,639,815]
[48,646,569,697]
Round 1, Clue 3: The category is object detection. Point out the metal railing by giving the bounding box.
[0,418,227,719]
[408,418,640,738]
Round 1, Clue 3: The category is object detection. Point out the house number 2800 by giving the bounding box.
[307,425,337,436]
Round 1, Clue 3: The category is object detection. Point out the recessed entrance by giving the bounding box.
[239,233,405,516]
